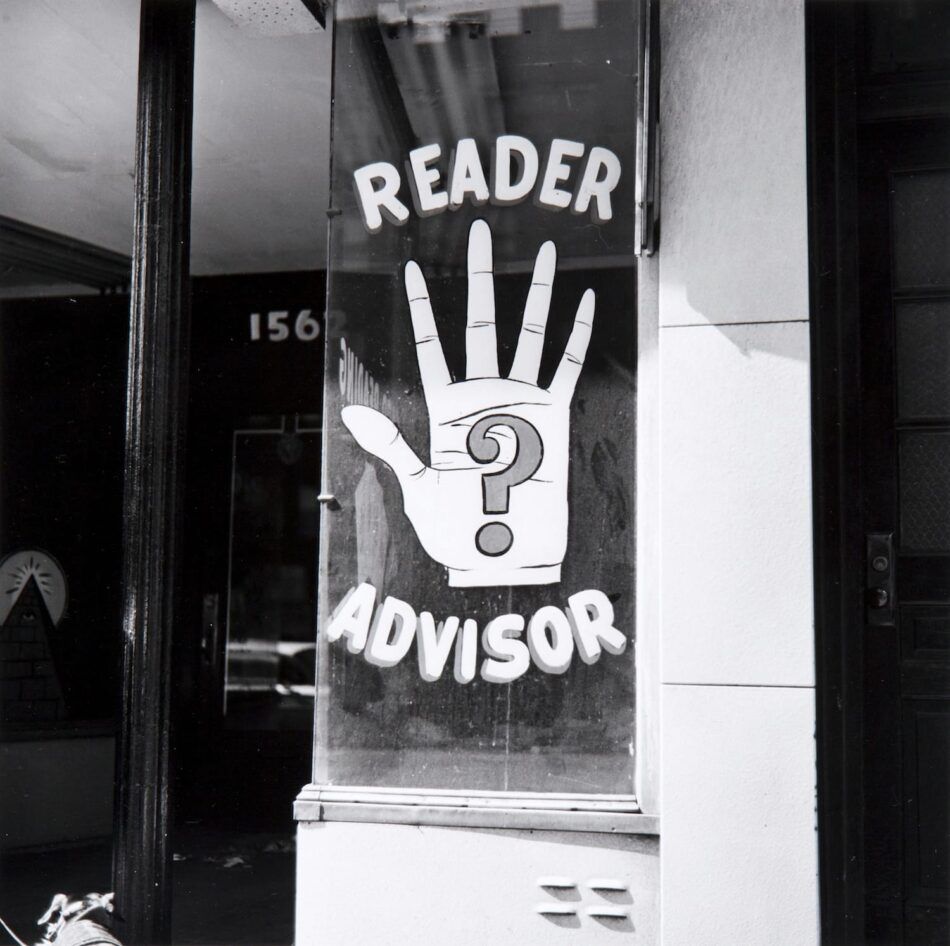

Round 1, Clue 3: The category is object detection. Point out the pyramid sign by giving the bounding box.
[0,551,68,724]
[0,550,67,628]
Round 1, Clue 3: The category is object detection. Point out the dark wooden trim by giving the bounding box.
[806,2,866,944]
[112,1,195,943]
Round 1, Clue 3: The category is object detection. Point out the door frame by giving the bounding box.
[806,2,867,942]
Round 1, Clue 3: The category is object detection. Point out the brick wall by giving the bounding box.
[0,575,65,724]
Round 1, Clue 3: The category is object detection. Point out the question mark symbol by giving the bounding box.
[466,414,544,556]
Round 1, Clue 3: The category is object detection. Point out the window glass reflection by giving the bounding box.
[0,1,139,729]
[317,0,639,794]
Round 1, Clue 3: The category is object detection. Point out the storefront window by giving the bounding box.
[0,1,139,729]
[315,0,639,794]
[174,2,329,834]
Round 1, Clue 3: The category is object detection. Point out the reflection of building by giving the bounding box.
[2,1,948,944]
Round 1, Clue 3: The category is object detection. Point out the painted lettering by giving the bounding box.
[365,595,417,668]
[537,139,586,210]
[491,134,539,205]
[453,618,478,684]
[339,338,396,418]
[325,585,627,682]
[527,605,574,674]
[417,612,460,682]
[566,588,627,664]
[325,582,376,653]
[406,143,449,216]
[481,613,531,684]
[448,138,490,209]
[573,146,622,224]
[352,136,621,231]
[353,161,411,233]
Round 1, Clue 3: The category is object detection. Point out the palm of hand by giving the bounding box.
[426,378,554,470]
[342,219,594,588]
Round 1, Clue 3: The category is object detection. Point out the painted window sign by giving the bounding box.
[329,220,627,682]
[340,220,595,586]
[316,0,639,794]
[352,136,622,231]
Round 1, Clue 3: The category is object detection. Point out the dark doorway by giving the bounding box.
[176,271,325,832]
[810,3,950,943]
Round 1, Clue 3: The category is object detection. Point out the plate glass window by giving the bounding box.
[315,0,640,795]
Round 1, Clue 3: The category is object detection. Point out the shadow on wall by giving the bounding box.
[658,0,809,342]
[660,282,810,362]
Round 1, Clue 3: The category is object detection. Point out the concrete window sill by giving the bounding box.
[294,785,659,835]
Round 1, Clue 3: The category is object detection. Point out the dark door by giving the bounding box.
[858,113,950,944]
[811,3,950,943]
[176,272,325,830]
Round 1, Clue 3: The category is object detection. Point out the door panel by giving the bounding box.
[859,117,950,943]
[808,4,950,941]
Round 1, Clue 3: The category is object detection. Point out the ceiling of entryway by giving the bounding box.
[0,0,332,289]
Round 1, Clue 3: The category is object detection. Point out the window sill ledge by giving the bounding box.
[294,785,659,835]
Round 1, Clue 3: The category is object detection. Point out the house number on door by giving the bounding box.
[249,309,321,342]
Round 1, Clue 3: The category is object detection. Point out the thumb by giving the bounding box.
[341,405,430,490]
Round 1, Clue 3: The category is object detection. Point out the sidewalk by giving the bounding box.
[0,829,295,946]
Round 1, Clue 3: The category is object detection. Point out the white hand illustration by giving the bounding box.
[342,219,594,588]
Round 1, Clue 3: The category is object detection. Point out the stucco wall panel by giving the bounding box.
[656,0,818,941]
[658,0,808,327]
[660,320,814,687]
[296,821,659,946]
[661,684,818,945]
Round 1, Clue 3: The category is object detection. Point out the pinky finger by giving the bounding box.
[549,289,595,400]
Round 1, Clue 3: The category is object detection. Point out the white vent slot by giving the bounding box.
[537,876,576,889]
[535,903,577,916]
[587,877,628,892]
[585,905,629,919]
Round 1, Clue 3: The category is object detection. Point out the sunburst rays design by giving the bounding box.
[0,551,67,628]
[5,555,56,600]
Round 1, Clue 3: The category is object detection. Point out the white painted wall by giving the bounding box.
[656,0,818,943]
[0,737,114,849]
[297,821,658,946]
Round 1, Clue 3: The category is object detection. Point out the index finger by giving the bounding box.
[405,260,451,394]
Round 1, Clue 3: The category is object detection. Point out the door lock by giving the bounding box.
[866,533,895,626]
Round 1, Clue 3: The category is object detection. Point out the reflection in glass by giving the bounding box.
[226,420,321,731]
[0,2,139,727]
